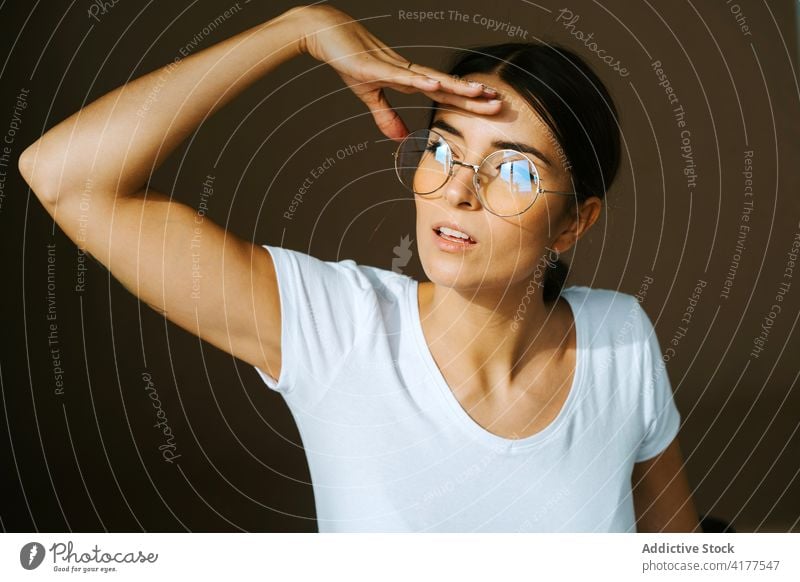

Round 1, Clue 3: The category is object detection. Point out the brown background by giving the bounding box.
[0,0,798,532]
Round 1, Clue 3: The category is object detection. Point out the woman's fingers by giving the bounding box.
[349,57,503,138]
[421,90,504,114]
[407,63,501,98]
[374,59,499,100]
[380,72,502,114]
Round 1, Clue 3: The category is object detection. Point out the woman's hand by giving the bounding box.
[294,4,502,141]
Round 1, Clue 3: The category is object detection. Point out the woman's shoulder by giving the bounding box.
[562,284,649,340]
[562,284,642,314]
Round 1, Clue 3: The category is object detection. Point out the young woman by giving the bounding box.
[19,4,700,532]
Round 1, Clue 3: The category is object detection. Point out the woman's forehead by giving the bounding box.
[434,97,554,146]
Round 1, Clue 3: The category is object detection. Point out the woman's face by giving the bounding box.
[415,73,586,294]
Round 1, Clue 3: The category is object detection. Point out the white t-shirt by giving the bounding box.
[254,245,682,532]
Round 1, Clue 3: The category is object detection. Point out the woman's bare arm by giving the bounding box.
[632,437,702,532]
[17,4,500,379]
[17,6,316,378]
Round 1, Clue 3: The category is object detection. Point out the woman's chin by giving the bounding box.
[419,255,486,291]
[420,247,537,294]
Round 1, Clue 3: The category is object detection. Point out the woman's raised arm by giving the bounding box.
[17,4,500,379]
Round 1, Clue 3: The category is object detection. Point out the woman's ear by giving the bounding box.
[553,196,602,253]
[577,196,603,236]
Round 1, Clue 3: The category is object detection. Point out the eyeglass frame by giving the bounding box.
[391,128,578,217]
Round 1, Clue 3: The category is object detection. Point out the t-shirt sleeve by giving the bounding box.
[633,300,682,462]
[253,245,372,399]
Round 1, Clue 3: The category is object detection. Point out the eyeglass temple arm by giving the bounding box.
[540,188,578,195]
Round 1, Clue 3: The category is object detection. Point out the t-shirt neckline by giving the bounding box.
[406,279,585,451]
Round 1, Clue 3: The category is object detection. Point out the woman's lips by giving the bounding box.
[432,222,477,243]
[431,227,478,252]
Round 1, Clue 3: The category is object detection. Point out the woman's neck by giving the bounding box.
[418,279,567,389]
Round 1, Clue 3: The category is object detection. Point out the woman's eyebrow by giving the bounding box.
[493,139,553,168]
[431,118,462,137]
[431,118,553,167]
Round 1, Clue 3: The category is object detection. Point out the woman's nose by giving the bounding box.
[444,164,481,210]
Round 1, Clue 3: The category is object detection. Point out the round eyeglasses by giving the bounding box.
[392,128,577,217]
